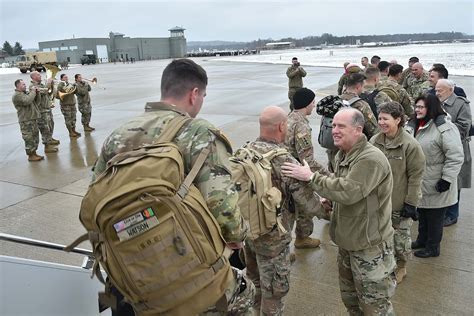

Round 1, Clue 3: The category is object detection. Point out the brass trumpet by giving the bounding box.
[83,77,97,84]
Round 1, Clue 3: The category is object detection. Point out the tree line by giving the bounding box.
[2,41,25,56]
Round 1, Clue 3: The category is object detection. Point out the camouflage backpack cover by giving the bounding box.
[67,115,233,316]
[230,144,288,240]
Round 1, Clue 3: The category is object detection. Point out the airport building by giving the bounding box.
[38,27,187,64]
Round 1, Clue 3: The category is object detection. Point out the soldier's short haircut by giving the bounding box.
[74,74,81,80]
[60,74,66,80]
[409,56,419,63]
[388,64,404,77]
[370,55,381,64]
[14,79,22,87]
[161,59,208,99]
[378,101,406,127]
[432,63,445,69]
[365,67,380,80]
[431,66,448,79]
[377,61,390,73]
[346,73,366,88]
[292,57,298,61]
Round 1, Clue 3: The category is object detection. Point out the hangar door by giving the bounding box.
[96,45,108,63]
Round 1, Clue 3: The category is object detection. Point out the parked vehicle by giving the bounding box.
[16,51,58,73]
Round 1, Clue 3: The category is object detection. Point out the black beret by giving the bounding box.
[293,88,315,109]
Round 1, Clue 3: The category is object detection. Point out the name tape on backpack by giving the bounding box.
[114,207,159,241]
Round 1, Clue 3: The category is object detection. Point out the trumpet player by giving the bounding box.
[58,74,81,137]
[30,71,60,152]
[12,79,43,161]
[74,74,95,132]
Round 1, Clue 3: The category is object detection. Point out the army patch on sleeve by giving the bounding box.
[296,132,312,149]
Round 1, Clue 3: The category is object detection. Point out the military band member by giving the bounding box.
[74,74,95,132]
[58,74,81,137]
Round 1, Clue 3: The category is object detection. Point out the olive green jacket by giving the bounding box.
[12,90,40,122]
[286,65,306,89]
[75,81,91,105]
[370,128,425,214]
[310,135,394,251]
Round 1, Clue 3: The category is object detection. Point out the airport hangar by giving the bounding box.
[37,27,187,64]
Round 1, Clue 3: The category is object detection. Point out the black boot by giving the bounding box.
[414,245,440,258]
[411,240,425,249]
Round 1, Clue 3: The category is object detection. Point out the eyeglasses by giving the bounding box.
[415,105,426,109]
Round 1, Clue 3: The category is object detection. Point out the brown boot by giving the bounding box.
[290,252,296,264]
[84,124,95,132]
[28,152,44,162]
[68,127,81,138]
[294,237,321,249]
[44,144,58,153]
[395,267,407,284]
[49,138,60,145]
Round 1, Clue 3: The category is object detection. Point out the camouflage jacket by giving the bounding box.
[378,78,413,117]
[341,91,379,139]
[12,90,40,122]
[247,138,324,255]
[29,80,51,112]
[92,102,247,243]
[399,68,411,85]
[75,81,91,105]
[286,65,306,89]
[404,72,430,99]
[285,111,329,175]
[337,73,347,95]
[57,81,76,106]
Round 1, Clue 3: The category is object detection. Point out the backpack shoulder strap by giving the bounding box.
[347,96,361,106]
[177,147,210,199]
[156,114,192,143]
[261,148,288,160]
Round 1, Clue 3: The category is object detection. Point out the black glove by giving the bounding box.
[435,179,451,193]
[401,203,418,221]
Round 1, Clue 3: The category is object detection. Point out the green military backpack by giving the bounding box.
[230,144,288,240]
[67,115,233,316]
[378,85,400,103]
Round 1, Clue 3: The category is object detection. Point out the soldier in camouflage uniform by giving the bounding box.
[403,62,430,100]
[30,71,59,153]
[370,102,425,284]
[286,57,306,110]
[282,108,397,316]
[12,79,43,161]
[93,59,254,315]
[244,106,327,315]
[57,74,81,138]
[337,64,363,95]
[362,67,393,116]
[399,56,419,85]
[341,73,379,140]
[285,88,330,249]
[74,74,95,132]
[378,64,414,117]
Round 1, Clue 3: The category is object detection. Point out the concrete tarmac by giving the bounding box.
[1,59,473,315]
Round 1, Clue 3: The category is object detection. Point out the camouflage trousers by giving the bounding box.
[288,88,298,111]
[200,267,256,316]
[338,240,397,316]
[392,212,413,268]
[295,211,313,238]
[37,111,53,145]
[47,110,55,134]
[60,104,77,130]
[244,239,291,316]
[19,120,39,155]
[78,102,92,126]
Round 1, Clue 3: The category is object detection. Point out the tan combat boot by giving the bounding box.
[290,252,296,264]
[44,144,58,153]
[49,138,60,145]
[84,124,95,132]
[395,267,407,284]
[28,152,44,162]
[68,127,81,138]
[294,237,321,249]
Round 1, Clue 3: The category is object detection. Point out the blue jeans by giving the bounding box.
[445,190,461,220]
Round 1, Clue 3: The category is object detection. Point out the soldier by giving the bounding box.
[361,56,369,69]
[337,63,362,95]
[370,55,381,68]
[361,67,392,118]
[57,74,81,138]
[341,73,379,139]
[286,88,330,249]
[286,57,306,110]
[12,79,43,161]
[436,79,472,227]
[282,108,397,315]
[244,106,326,315]
[29,71,59,153]
[399,56,419,85]
[403,62,430,99]
[93,58,254,315]
[377,60,390,80]
[74,74,95,132]
[378,64,414,117]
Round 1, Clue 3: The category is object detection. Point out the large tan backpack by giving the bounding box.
[67,115,233,316]
[230,144,288,240]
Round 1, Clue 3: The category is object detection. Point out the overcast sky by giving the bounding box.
[1,0,473,49]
